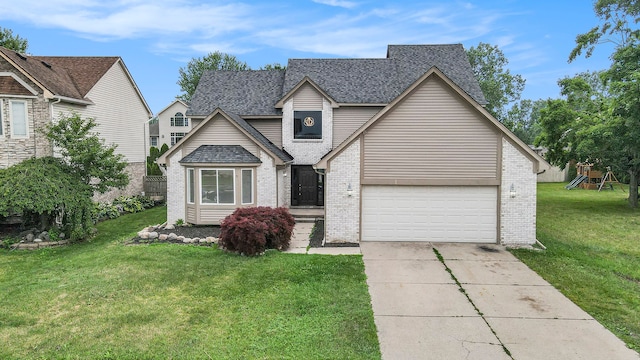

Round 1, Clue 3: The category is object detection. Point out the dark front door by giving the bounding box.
[292,165,324,206]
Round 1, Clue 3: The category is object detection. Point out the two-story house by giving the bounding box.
[149,99,191,149]
[0,47,152,202]
[158,44,548,246]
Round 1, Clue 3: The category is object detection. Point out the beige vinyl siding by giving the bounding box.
[363,76,499,181]
[182,113,259,157]
[186,206,196,223]
[293,84,323,110]
[77,62,149,163]
[247,119,282,147]
[333,106,382,147]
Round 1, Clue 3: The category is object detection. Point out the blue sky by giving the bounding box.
[0,0,615,114]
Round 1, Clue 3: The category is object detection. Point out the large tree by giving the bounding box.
[568,0,640,207]
[177,51,249,102]
[44,113,129,194]
[466,42,526,124]
[0,26,28,52]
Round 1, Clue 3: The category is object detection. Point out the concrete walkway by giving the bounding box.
[361,242,639,360]
[285,222,360,255]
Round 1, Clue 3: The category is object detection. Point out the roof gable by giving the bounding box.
[0,72,38,96]
[316,67,546,171]
[275,76,338,108]
[158,108,292,166]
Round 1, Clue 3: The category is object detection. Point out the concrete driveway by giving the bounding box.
[361,242,639,360]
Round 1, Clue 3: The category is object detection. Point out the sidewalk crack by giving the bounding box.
[433,247,514,360]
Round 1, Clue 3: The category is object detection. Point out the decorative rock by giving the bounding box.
[177,236,185,242]
[168,233,178,240]
[140,232,149,239]
[205,237,215,243]
[192,237,201,243]
[164,224,175,230]
[159,234,168,241]
[59,233,65,240]
[148,232,159,239]
[25,233,35,242]
[198,238,207,243]
[34,238,42,243]
[39,232,50,241]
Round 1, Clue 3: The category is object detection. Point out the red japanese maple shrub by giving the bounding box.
[219,207,295,256]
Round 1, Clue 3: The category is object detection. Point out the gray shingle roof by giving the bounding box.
[220,109,293,163]
[188,70,285,117]
[283,44,486,105]
[179,145,261,164]
[187,44,486,117]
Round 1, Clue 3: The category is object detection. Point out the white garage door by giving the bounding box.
[361,186,497,243]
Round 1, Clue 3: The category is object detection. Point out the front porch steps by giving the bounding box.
[289,207,324,223]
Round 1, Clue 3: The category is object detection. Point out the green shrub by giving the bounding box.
[113,196,144,213]
[93,202,121,221]
[219,207,295,256]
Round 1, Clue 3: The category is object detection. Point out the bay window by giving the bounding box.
[201,169,235,204]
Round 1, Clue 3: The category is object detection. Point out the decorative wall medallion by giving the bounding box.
[304,116,315,127]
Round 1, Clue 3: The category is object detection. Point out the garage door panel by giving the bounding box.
[362,186,497,243]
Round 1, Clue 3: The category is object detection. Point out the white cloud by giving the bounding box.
[312,0,359,9]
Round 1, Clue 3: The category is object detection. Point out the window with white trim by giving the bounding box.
[242,169,253,204]
[150,136,158,147]
[171,132,185,146]
[170,112,188,127]
[201,169,235,204]
[10,100,28,138]
[187,168,195,204]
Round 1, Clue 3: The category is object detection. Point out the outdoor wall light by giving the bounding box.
[347,183,353,197]
[510,183,516,198]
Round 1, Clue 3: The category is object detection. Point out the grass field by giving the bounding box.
[511,183,640,351]
[0,206,381,359]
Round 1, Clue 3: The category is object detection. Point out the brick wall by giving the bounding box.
[282,98,333,165]
[500,139,537,246]
[256,151,277,207]
[325,139,360,243]
[166,150,185,225]
[93,162,146,203]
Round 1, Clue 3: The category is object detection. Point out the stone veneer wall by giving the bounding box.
[500,139,537,246]
[325,139,360,243]
[93,162,146,203]
[166,150,185,225]
[256,151,277,207]
[0,96,52,169]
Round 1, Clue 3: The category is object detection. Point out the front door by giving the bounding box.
[292,165,324,206]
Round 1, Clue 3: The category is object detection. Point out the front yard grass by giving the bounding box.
[0,206,380,359]
[511,183,640,351]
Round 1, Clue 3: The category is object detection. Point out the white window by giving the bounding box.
[10,100,28,138]
[171,132,185,146]
[150,136,158,147]
[242,169,253,204]
[200,169,235,205]
[187,168,195,204]
[170,112,188,127]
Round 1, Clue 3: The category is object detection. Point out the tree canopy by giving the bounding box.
[536,0,640,207]
[0,26,28,52]
[177,51,249,102]
[466,42,526,123]
[44,113,129,194]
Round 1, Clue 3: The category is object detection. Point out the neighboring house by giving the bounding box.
[151,99,191,148]
[0,47,153,202]
[158,44,548,246]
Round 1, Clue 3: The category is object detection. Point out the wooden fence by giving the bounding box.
[143,176,167,198]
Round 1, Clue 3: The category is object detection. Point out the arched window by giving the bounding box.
[170,112,188,127]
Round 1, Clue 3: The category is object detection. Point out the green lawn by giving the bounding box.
[0,206,381,359]
[511,183,640,351]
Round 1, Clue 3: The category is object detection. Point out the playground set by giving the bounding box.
[565,163,625,191]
